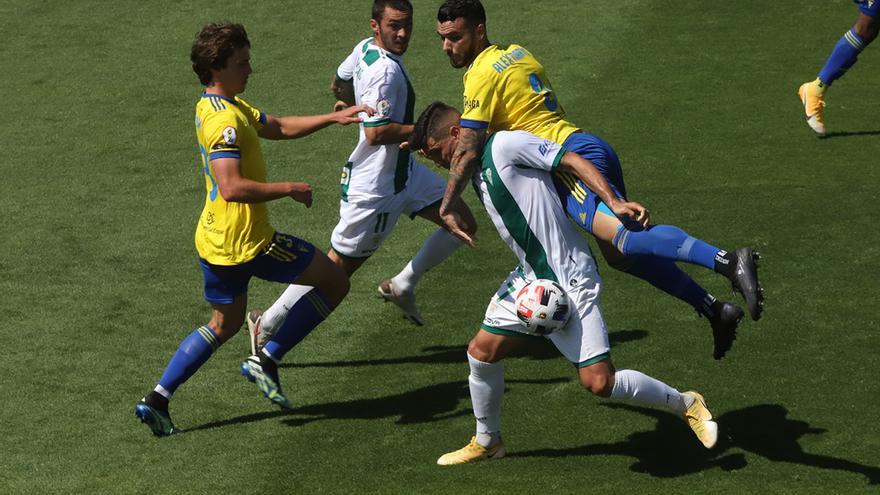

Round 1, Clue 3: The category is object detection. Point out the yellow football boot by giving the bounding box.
[436,436,506,465]
[682,391,719,449]
[798,80,827,136]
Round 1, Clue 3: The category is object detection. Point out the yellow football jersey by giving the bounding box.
[461,44,579,145]
[194,93,274,265]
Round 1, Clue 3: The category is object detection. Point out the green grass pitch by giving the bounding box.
[1,0,878,493]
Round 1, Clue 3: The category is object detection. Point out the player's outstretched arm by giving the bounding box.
[441,126,486,216]
[211,157,313,207]
[259,105,373,140]
[559,151,650,226]
[364,123,415,146]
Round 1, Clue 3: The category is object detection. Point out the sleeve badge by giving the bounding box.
[222,126,237,145]
[376,99,391,118]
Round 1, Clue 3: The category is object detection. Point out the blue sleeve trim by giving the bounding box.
[460,119,489,130]
[259,112,267,125]
[210,151,241,160]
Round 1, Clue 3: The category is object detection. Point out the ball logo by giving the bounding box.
[515,279,571,336]
[222,126,237,145]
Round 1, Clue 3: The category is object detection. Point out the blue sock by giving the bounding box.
[613,255,715,317]
[818,29,865,85]
[157,325,221,396]
[263,289,332,361]
[614,224,720,271]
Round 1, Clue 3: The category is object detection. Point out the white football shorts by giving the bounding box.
[481,268,610,367]
[330,162,447,258]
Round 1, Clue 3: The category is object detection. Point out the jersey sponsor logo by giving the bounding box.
[376,99,391,118]
[538,139,554,157]
[464,97,480,111]
[222,126,237,145]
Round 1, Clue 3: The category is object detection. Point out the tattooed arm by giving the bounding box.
[441,126,486,215]
[437,126,486,246]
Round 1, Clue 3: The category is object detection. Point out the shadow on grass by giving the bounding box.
[820,129,880,139]
[279,329,648,369]
[183,377,571,433]
[509,403,880,485]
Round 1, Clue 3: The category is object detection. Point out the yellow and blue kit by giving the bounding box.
[195,93,273,265]
[194,93,315,304]
[461,44,625,231]
[460,44,578,145]
[461,45,728,321]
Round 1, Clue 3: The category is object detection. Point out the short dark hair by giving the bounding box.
[437,0,486,25]
[409,101,460,151]
[372,0,413,22]
[190,22,250,86]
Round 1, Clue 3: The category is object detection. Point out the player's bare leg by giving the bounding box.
[328,248,370,277]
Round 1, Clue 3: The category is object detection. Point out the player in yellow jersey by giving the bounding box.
[433,0,763,353]
[134,22,370,436]
[430,0,762,463]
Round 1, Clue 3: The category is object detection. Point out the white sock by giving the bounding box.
[610,369,688,414]
[262,284,313,333]
[392,228,462,293]
[468,353,504,447]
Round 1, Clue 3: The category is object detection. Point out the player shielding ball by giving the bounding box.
[409,102,719,465]
[433,0,763,360]
[134,22,369,436]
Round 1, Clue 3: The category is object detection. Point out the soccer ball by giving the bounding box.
[515,279,571,335]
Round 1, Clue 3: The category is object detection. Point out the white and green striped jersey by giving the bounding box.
[475,131,602,291]
[336,38,415,203]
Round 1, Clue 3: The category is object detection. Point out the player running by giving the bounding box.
[798,0,878,136]
[410,102,719,465]
[134,22,368,436]
[245,1,475,349]
[432,0,763,360]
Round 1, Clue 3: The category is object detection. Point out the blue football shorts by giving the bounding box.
[855,0,879,18]
[199,231,317,305]
[553,131,629,233]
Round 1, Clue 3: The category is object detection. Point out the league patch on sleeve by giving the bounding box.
[222,126,237,145]
[376,99,391,118]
